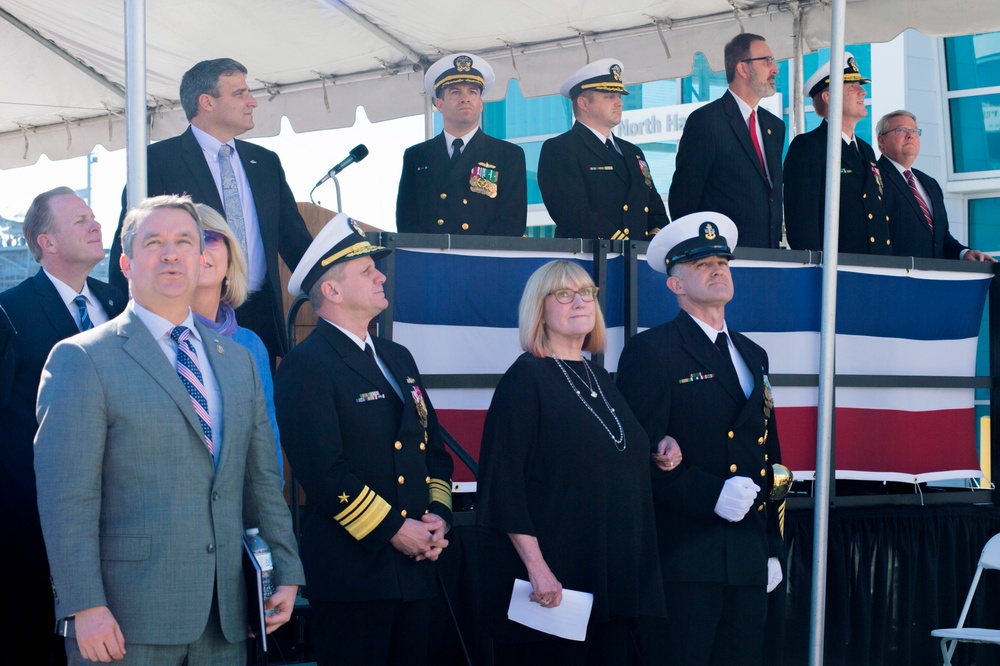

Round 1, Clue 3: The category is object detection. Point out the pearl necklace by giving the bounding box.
[552,357,626,451]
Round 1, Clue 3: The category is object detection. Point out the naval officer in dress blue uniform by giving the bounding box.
[784,53,891,255]
[617,212,787,666]
[396,53,527,236]
[537,58,668,240]
[275,215,454,666]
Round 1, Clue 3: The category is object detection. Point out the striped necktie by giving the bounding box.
[904,169,934,231]
[73,295,93,331]
[170,326,214,457]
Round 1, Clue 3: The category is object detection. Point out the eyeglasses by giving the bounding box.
[548,287,599,304]
[204,230,227,247]
[881,127,923,138]
[741,56,776,67]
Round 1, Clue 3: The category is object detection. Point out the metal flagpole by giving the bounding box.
[124,0,147,209]
[809,0,847,662]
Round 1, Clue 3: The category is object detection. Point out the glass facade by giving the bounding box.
[945,33,1000,174]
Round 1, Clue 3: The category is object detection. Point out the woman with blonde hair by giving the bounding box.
[191,204,283,477]
[477,259,672,663]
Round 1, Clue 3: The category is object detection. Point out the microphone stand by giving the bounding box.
[308,173,343,212]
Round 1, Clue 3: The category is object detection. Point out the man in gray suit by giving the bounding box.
[35,195,304,664]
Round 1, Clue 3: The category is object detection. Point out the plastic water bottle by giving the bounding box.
[245,527,278,617]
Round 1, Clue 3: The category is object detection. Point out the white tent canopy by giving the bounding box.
[2,0,999,169]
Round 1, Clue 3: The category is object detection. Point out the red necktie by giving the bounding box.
[749,109,765,170]
[904,169,933,231]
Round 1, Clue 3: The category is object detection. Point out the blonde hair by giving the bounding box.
[518,260,607,358]
[194,204,249,308]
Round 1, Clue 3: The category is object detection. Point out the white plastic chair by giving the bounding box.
[931,533,1000,665]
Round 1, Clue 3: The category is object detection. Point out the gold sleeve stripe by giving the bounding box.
[778,499,786,538]
[333,486,392,540]
[428,478,452,510]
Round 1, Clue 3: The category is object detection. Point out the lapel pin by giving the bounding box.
[215,340,225,354]
[250,159,257,165]
[406,377,416,384]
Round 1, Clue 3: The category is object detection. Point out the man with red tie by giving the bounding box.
[668,33,785,249]
[876,110,995,262]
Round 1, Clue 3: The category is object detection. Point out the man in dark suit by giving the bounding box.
[396,53,526,236]
[876,110,995,262]
[0,187,125,665]
[35,195,303,664]
[109,58,313,362]
[537,58,668,240]
[276,215,453,666]
[617,212,786,666]
[784,54,892,255]
[668,33,784,249]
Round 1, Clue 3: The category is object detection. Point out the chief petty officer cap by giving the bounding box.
[287,213,390,296]
[424,52,495,99]
[647,211,739,275]
[559,58,631,99]
[804,51,871,99]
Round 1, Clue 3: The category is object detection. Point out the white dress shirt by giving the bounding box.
[44,269,110,330]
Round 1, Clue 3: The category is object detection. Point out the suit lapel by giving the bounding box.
[318,320,394,392]
[573,122,628,185]
[31,270,83,339]
[761,110,783,188]
[86,277,123,319]
[180,128,224,210]
[196,321,237,472]
[723,93,768,184]
[730,333,765,430]
[884,162,931,235]
[118,310,211,450]
[677,312,746,405]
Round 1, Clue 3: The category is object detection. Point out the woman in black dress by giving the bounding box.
[477,260,675,664]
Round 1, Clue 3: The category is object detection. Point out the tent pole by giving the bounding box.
[424,94,434,141]
[124,0,147,209]
[809,0,847,663]
[792,3,805,138]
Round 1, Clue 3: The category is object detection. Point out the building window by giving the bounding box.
[944,33,1000,175]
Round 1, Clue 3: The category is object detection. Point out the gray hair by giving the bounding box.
[120,195,204,258]
[180,58,248,121]
[876,109,918,137]
[23,186,76,262]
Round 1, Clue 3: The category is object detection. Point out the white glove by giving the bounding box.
[714,476,760,522]
[766,557,783,593]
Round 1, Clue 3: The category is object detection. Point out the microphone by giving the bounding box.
[314,144,369,187]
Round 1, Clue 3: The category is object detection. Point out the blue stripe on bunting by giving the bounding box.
[392,251,625,328]
[393,251,987,342]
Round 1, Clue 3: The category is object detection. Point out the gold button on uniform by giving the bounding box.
[730,464,737,473]
[765,454,770,462]
[870,236,875,242]
[886,239,891,245]
[394,441,402,450]
[440,193,447,200]
[425,476,431,484]
[758,437,764,444]
[623,204,629,211]
[463,199,468,204]
[644,206,649,213]
[863,193,867,199]
[462,223,469,230]
[728,431,734,439]
[397,475,405,485]
[868,213,873,220]
[760,469,767,477]
[401,509,407,517]
[758,504,764,511]
[437,219,444,226]
[623,227,629,235]
[420,443,426,451]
